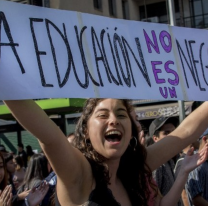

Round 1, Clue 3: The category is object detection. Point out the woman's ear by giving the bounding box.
[152,135,158,143]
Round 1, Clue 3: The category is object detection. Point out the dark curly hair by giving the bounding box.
[73,98,157,206]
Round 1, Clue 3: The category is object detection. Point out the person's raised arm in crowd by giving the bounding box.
[146,101,208,171]
[185,129,208,206]
[156,143,208,206]
[174,140,199,206]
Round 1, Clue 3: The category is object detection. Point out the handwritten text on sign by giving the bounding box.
[0,0,208,100]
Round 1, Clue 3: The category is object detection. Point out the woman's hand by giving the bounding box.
[0,185,12,206]
[18,188,31,200]
[181,143,208,175]
[26,181,49,206]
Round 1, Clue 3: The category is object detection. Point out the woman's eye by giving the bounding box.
[118,114,126,118]
[98,114,107,118]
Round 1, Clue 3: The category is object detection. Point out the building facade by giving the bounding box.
[8,0,208,29]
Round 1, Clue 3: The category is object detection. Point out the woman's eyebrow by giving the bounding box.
[94,108,109,114]
[117,108,127,112]
[94,108,127,114]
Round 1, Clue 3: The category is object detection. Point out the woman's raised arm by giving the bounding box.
[4,100,92,192]
[146,101,208,171]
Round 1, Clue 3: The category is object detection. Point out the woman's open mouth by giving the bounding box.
[105,130,122,143]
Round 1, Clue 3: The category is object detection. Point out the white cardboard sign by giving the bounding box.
[0,0,208,100]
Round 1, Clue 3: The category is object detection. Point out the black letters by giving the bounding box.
[46,19,72,88]
[30,18,53,87]
[74,26,99,87]
[0,12,25,73]
[199,43,208,86]
[122,36,151,87]
[106,31,123,85]
[100,29,119,85]
[176,39,197,88]
[114,33,131,87]
[91,27,105,86]
[189,40,205,91]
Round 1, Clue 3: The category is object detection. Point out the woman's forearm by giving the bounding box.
[158,171,188,206]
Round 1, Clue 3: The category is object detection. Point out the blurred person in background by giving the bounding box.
[67,133,75,144]
[0,151,12,206]
[185,128,208,206]
[0,145,8,156]
[4,153,16,195]
[145,135,155,147]
[13,155,26,190]
[26,145,34,162]
[174,141,199,206]
[25,181,49,206]
[12,153,50,206]
[150,116,183,206]
[18,143,27,168]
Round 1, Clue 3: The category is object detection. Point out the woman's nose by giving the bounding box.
[109,115,119,125]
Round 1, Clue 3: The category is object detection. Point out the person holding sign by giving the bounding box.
[3,99,208,206]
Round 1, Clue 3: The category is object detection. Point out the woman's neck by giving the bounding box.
[105,159,120,185]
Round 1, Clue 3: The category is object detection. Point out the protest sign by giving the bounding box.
[0,0,208,100]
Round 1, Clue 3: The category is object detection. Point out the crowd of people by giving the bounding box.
[145,115,208,206]
[0,143,52,206]
[0,99,207,206]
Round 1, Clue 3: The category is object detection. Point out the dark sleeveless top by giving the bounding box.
[55,156,123,206]
[55,180,121,206]
[55,157,140,206]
